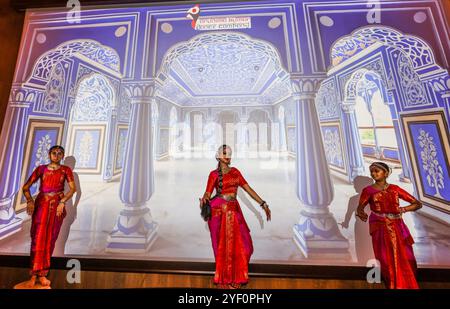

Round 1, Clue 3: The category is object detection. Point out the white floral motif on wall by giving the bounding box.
[418,129,444,198]
[317,80,339,120]
[116,132,126,169]
[323,129,343,168]
[76,132,94,168]
[34,134,52,168]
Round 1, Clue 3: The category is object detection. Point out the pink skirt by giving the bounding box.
[208,196,253,285]
[369,212,419,289]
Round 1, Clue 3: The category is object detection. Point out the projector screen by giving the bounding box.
[0,0,449,272]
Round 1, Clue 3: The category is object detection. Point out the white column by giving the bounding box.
[384,91,412,182]
[182,113,191,153]
[270,119,278,152]
[291,75,349,259]
[236,116,249,157]
[106,81,158,253]
[103,107,117,182]
[341,100,365,182]
[0,86,41,239]
[279,118,288,152]
[203,115,217,154]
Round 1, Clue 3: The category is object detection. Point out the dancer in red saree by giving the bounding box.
[22,145,77,287]
[200,145,271,289]
[356,162,422,289]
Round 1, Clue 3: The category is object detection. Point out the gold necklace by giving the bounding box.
[375,183,389,191]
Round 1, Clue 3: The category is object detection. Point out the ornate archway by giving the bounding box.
[68,73,116,178]
[331,26,437,69]
[0,39,122,240]
[30,39,121,83]
[322,24,450,220]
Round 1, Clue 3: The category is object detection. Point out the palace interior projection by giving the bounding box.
[0,0,449,268]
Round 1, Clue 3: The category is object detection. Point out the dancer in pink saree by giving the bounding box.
[357,162,422,289]
[22,145,77,288]
[200,145,271,289]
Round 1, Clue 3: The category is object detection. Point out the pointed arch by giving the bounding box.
[331,26,436,69]
[158,31,285,80]
[30,39,121,82]
[344,69,389,103]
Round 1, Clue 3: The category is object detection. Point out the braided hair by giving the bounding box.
[216,144,231,195]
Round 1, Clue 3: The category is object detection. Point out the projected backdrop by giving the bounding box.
[0,0,450,268]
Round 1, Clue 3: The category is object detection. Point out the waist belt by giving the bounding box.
[211,201,239,217]
[373,211,402,219]
[40,191,63,196]
[218,194,236,201]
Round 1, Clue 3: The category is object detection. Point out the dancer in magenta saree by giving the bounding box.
[22,145,77,288]
[357,162,422,289]
[200,145,271,289]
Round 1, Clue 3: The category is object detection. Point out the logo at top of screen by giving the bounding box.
[186,4,201,29]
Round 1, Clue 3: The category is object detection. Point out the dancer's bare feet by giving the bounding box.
[23,275,36,288]
[38,276,51,286]
[216,284,228,289]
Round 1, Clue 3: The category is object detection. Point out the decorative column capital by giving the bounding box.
[290,75,324,100]
[240,116,249,124]
[441,91,450,99]
[386,90,395,104]
[67,82,77,100]
[341,100,356,113]
[205,116,215,123]
[9,84,44,108]
[430,75,450,98]
[122,79,161,103]
[386,69,396,91]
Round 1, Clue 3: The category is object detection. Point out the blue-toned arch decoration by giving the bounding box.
[0,36,124,241]
[319,68,391,178]
[22,39,122,122]
[158,31,285,79]
[30,40,123,181]
[68,73,116,178]
[146,1,303,78]
[330,26,437,70]
[0,1,449,258]
[350,69,399,163]
[318,24,450,216]
[29,39,121,84]
[72,73,116,122]
[156,31,291,107]
[344,69,389,104]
